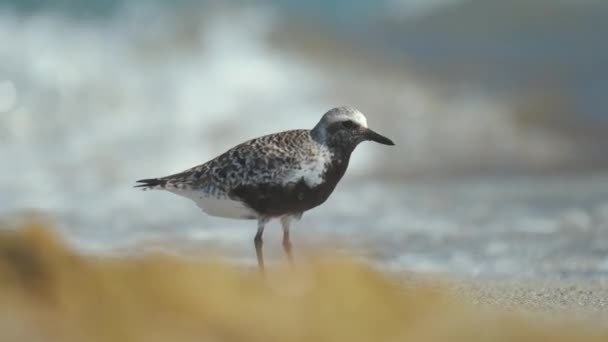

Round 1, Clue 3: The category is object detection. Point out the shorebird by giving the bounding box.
[135,106,394,272]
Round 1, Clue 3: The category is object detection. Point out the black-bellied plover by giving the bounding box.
[135,106,394,272]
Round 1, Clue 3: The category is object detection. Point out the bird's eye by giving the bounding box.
[341,121,356,129]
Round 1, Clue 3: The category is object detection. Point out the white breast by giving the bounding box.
[283,145,332,187]
[169,189,258,220]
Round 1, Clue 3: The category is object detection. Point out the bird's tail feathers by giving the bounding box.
[134,178,168,190]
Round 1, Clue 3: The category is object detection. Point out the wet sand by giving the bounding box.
[400,273,608,320]
[454,278,608,320]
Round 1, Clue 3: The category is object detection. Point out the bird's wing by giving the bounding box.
[135,129,330,218]
[154,129,318,195]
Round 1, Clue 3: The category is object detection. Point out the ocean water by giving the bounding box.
[1,2,607,279]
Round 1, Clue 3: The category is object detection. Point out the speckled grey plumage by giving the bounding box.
[136,106,394,272]
[139,129,325,199]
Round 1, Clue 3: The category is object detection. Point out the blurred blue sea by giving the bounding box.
[1,0,607,279]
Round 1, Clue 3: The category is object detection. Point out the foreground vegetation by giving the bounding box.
[0,221,606,341]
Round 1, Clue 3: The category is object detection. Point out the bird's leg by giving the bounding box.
[280,216,294,266]
[254,218,268,274]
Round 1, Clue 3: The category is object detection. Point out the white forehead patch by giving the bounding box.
[321,106,368,128]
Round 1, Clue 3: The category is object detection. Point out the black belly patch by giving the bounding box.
[230,179,337,217]
[230,151,351,218]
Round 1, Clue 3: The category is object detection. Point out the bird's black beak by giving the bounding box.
[365,128,395,146]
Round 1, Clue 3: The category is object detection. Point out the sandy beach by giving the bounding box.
[393,270,608,322]
[451,278,608,320]
[0,222,607,342]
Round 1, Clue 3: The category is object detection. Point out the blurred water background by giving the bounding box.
[1,0,607,279]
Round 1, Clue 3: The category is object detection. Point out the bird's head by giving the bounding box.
[312,106,395,150]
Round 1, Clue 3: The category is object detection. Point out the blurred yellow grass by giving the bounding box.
[0,222,606,342]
